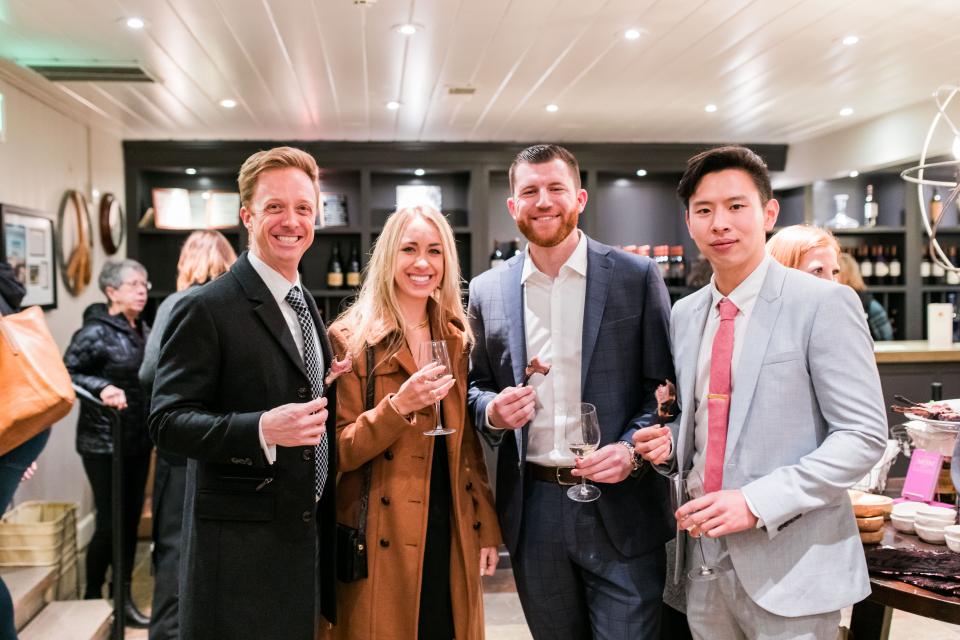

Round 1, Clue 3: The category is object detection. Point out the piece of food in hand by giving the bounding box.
[324,355,354,385]
[849,491,893,519]
[655,380,677,420]
[857,515,884,533]
[522,357,551,385]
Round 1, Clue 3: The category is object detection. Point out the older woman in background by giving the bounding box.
[64,259,152,628]
[139,230,237,640]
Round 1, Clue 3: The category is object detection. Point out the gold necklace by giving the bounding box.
[410,318,429,330]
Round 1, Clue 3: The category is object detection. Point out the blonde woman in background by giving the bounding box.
[837,252,895,341]
[139,230,237,640]
[325,206,500,640]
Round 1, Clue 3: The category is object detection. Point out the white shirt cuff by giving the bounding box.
[258,415,277,465]
[485,402,506,431]
[742,491,764,528]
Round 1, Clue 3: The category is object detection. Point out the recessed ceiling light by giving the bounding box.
[414,168,425,176]
[396,24,418,35]
[704,104,717,113]
[624,29,641,40]
[842,35,859,46]
[126,17,144,30]
[636,169,648,177]
[202,191,211,200]
[849,170,859,178]
[545,104,559,113]
[219,98,237,109]
[839,107,854,117]
[185,168,197,175]
[386,100,401,110]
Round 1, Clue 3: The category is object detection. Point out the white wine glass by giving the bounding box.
[681,469,722,582]
[418,340,456,437]
[566,402,601,502]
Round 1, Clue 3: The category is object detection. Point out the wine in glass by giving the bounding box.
[678,468,722,582]
[418,340,456,436]
[566,402,601,502]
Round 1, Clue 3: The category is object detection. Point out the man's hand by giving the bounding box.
[260,396,328,448]
[487,386,536,430]
[633,426,672,465]
[479,546,499,576]
[572,443,633,484]
[100,384,128,410]
[675,490,758,538]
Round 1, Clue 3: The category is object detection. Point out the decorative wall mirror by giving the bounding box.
[57,189,93,296]
[99,192,124,255]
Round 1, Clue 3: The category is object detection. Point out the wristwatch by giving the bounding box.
[617,440,642,473]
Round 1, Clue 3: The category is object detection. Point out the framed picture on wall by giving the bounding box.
[0,204,58,310]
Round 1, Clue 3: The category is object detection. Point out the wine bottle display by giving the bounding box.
[327,242,344,288]
[864,184,879,228]
[346,242,361,287]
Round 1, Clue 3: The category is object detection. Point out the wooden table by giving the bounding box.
[849,522,960,639]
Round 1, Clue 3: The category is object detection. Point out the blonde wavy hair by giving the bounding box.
[176,230,238,292]
[336,206,473,359]
[766,224,840,270]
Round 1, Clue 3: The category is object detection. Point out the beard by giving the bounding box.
[516,210,579,248]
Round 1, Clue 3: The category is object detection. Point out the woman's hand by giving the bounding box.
[479,546,499,576]
[99,384,128,410]
[391,363,455,416]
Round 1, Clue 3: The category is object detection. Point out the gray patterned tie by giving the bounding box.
[284,286,328,499]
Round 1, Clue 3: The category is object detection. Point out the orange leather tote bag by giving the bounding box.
[0,306,75,455]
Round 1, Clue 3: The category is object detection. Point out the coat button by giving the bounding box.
[384,450,394,461]
[380,496,390,506]
[465,481,473,491]
[302,449,313,461]
[302,510,312,522]
[297,387,309,399]
[473,521,481,530]
[379,539,390,548]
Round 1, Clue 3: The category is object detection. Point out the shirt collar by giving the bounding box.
[709,253,771,316]
[248,250,303,307]
[521,230,588,284]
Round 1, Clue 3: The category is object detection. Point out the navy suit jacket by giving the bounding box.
[467,235,675,558]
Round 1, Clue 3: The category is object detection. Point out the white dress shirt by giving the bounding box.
[249,250,324,464]
[521,231,588,466]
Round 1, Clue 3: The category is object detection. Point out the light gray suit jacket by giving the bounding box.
[669,258,887,617]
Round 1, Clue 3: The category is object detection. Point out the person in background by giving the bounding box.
[324,205,500,640]
[0,262,52,639]
[837,253,895,341]
[138,230,236,640]
[63,259,152,628]
[766,224,841,282]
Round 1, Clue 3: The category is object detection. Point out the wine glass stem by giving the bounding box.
[697,539,709,569]
[434,401,443,431]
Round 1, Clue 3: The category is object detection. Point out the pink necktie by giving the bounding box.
[704,298,738,494]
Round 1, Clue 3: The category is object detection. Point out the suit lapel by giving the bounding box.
[500,256,527,462]
[232,254,306,377]
[678,288,712,469]
[724,261,785,459]
[580,240,613,394]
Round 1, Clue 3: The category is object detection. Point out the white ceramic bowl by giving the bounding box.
[892,501,924,518]
[891,513,916,534]
[946,537,960,553]
[916,514,956,528]
[945,525,960,538]
[915,522,947,544]
[916,505,957,522]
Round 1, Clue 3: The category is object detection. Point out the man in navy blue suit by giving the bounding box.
[467,144,675,639]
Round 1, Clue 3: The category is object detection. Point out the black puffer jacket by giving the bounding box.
[64,303,151,456]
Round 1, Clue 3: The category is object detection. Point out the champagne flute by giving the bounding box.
[418,340,456,436]
[681,469,722,582]
[566,402,601,502]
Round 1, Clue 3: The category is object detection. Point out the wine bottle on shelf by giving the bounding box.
[669,246,686,288]
[921,245,932,285]
[489,240,505,270]
[863,184,879,228]
[654,246,670,283]
[873,245,889,285]
[346,242,361,288]
[930,189,944,225]
[931,381,943,402]
[509,237,522,259]
[947,245,960,286]
[327,242,344,289]
[859,245,874,285]
[888,245,902,285]
[931,244,947,284]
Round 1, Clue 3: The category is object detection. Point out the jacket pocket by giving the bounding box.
[197,490,275,522]
[762,350,803,365]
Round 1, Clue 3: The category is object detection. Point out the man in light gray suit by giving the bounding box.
[634,145,887,639]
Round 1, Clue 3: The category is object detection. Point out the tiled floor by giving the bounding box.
[112,543,960,638]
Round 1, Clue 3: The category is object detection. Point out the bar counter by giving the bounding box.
[874,341,960,365]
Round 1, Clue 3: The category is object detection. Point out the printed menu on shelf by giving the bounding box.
[151,188,240,229]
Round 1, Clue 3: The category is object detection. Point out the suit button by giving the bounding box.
[297,387,309,399]
[380,496,390,506]
[465,481,473,491]
[384,450,394,461]
[379,539,390,548]
[302,449,313,461]
[302,510,312,522]
[472,521,481,530]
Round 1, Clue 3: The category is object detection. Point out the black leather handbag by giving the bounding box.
[336,347,375,583]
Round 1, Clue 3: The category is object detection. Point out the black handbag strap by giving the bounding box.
[356,346,376,538]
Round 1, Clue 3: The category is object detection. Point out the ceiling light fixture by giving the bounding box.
[839,107,854,117]
[704,104,717,113]
[414,168,425,176]
[624,29,641,40]
[396,24,418,35]
[185,168,197,175]
[636,169,648,177]
[545,104,559,113]
[219,98,237,109]
[386,100,401,110]
[126,17,144,30]
[842,35,859,46]
[849,170,860,178]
